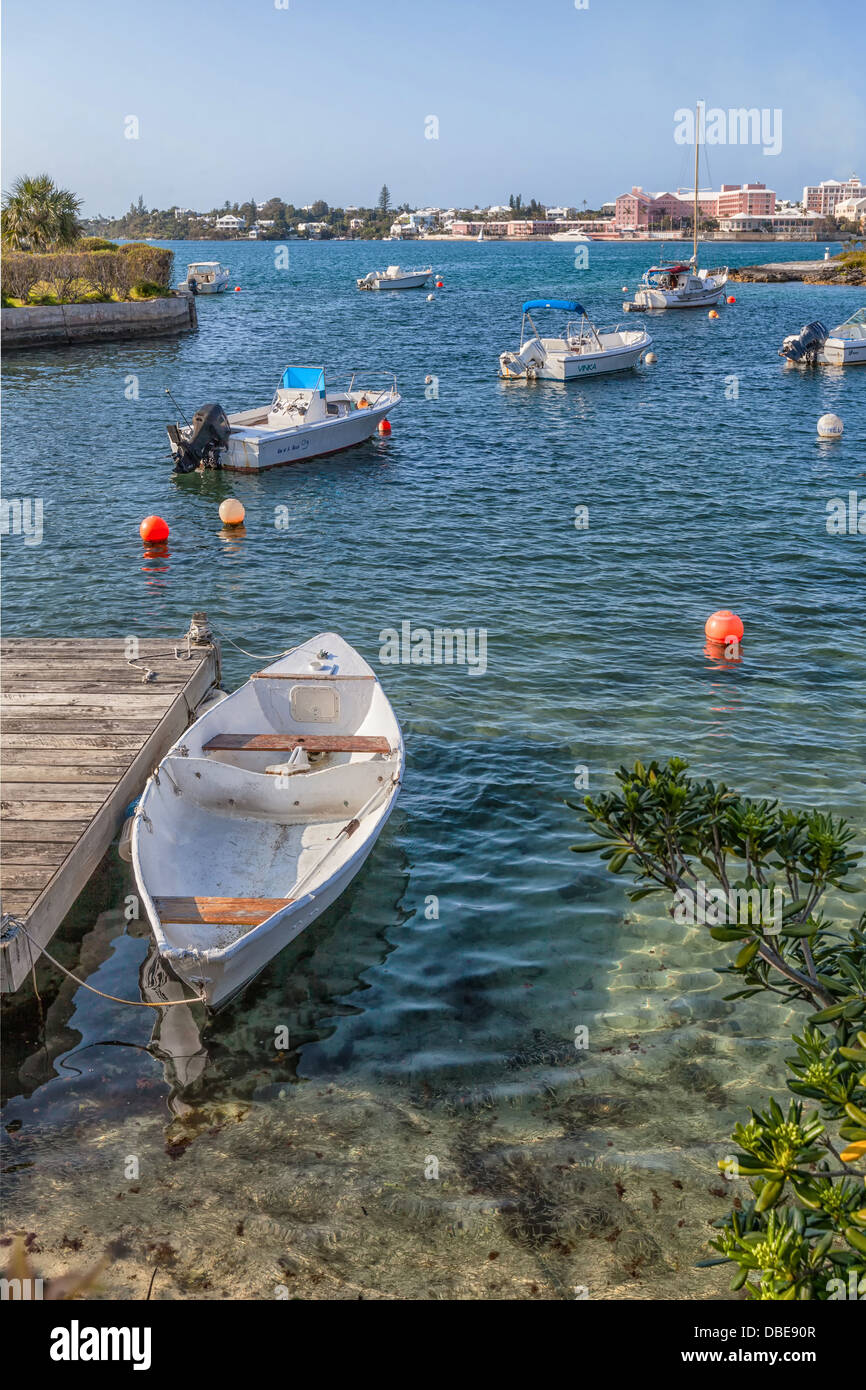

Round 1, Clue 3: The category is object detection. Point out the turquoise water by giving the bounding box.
[3,240,864,1299]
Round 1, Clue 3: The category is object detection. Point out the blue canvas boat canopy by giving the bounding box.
[522,299,586,314]
[280,366,326,395]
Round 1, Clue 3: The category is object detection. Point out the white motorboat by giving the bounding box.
[780,308,866,366]
[499,298,652,380]
[624,103,727,311]
[167,366,400,473]
[549,229,593,243]
[132,632,403,1009]
[357,264,432,290]
[177,261,231,294]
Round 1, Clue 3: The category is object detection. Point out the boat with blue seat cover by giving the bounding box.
[499,300,652,380]
[166,365,401,472]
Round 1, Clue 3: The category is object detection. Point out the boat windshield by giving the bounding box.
[835,307,866,336]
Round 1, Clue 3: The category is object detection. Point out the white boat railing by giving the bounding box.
[340,370,400,406]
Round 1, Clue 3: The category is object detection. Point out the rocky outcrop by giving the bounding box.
[730,261,866,285]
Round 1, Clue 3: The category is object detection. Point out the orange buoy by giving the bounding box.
[708,309,720,319]
[378,419,392,435]
[234,286,241,292]
[705,610,744,643]
[727,295,736,304]
[436,280,444,288]
[219,498,245,525]
[139,515,169,542]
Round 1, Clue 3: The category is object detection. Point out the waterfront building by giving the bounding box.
[803,175,865,215]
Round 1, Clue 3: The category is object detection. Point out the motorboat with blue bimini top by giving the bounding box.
[499,299,652,380]
[166,366,400,472]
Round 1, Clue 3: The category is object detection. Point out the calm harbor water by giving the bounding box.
[3,239,865,1300]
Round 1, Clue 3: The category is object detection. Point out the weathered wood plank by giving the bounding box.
[154,895,292,926]
[2,783,116,801]
[204,733,391,753]
[1,820,92,841]
[1,799,112,818]
[251,672,375,681]
[1,720,177,735]
[0,845,76,867]
[2,693,177,709]
[2,763,134,782]
[0,734,153,751]
[1,866,60,891]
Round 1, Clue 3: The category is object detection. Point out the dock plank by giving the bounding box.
[0,634,219,992]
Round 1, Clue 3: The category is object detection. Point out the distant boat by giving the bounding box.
[624,103,727,311]
[499,298,652,380]
[132,631,403,1009]
[166,365,400,473]
[477,227,484,241]
[357,264,432,290]
[177,261,230,294]
[550,229,592,243]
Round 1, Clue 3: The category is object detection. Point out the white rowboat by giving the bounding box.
[132,633,403,1008]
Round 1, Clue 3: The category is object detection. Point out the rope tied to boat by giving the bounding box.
[6,917,208,1009]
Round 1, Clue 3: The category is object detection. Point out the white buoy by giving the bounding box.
[622,286,628,293]
[817,412,843,439]
[644,351,657,364]
[424,374,433,384]
[426,293,435,301]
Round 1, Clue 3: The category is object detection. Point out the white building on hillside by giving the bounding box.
[215,214,246,232]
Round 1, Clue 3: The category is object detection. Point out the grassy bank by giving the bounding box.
[1,242,173,307]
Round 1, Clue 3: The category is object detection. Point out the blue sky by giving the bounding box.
[3,0,864,214]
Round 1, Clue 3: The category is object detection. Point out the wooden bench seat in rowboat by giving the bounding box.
[154,896,292,926]
[202,734,392,753]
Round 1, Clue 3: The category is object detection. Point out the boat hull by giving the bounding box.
[358,273,431,290]
[132,632,403,1009]
[223,397,399,471]
[817,339,866,366]
[541,341,647,379]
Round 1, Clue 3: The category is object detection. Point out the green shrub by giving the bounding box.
[572,757,866,1300]
[129,280,167,300]
[77,236,117,251]
[1,246,172,303]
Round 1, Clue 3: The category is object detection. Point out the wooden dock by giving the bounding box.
[0,623,220,992]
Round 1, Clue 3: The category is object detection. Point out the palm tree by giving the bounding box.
[2,174,83,251]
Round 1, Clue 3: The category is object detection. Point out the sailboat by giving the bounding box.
[623,103,728,311]
[477,227,484,241]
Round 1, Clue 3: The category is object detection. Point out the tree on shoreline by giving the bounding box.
[1,174,82,251]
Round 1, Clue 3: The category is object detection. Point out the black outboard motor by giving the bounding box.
[168,403,231,473]
[779,321,828,363]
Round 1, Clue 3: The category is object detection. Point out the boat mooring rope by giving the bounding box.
[9,919,207,1009]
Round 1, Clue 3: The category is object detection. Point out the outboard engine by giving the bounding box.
[168,403,231,472]
[779,321,828,363]
[499,338,546,379]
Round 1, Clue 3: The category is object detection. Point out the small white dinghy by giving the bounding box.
[132,633,403,1009]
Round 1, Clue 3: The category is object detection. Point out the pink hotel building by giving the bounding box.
[615,182,775,230]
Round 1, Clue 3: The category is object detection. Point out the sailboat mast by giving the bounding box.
[693,101,700,264]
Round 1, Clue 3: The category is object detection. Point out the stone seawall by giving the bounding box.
[1,292,198,350]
